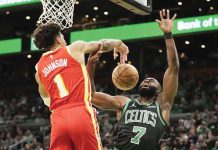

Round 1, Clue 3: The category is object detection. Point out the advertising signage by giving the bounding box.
[0,38,21,55]
[0,0,40,9]
[70,14,218,42]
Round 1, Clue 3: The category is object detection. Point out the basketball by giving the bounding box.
[112,64,139,91]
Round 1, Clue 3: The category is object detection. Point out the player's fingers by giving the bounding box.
[155,19,161,25]
[167,9,170,19]
[122,54,126,63]
[113,49,116,59]
[163,9,166,17]
[121,54,126,64]
[114,51,118,60]
[126,48,129,54]
[120,55,123,64]
[124,48,129,62]
[122,57,125,64]
[125,55,128,62]
[159,11,164,20]
[89,56,98,62]
[97,51,102,58]
[171,13,177,21]
[89,50,98,57]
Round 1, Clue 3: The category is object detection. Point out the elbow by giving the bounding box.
[173,56,180,70]
[169,61,180,73]
[173,63,180,73]
[174,61,180,72]
[91,97,96,105]
[174,64,180,73]
[91,96,99,107]
[91,91,96,98]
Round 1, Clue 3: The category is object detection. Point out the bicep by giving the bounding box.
[92,92,122,111]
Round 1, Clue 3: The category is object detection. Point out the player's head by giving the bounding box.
[32,23,66,50]
[139,77,161,100]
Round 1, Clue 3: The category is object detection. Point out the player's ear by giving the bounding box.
[55,35,62,45]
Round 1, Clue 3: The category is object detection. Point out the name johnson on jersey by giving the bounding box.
[42,58,68,77]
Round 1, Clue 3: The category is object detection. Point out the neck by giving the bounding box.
[139,97,154,105]
[49,44,62,51]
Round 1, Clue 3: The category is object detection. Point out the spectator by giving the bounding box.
[212,141,218,150]
[197,121,211,135]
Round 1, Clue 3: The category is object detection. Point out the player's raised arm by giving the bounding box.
[86,50,128,111]
[70,39,129,64]
[156,9,180,123]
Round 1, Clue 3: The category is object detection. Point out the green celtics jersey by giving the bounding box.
[114,99,167,150]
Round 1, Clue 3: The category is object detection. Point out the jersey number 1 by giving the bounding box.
[54,74,69,98]
[131,126,146,145]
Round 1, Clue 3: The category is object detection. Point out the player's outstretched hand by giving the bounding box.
[155,9,177,33]
[114,43,129,64]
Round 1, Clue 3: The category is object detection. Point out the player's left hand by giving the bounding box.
[155,9,177,33]
[88,45,103,63]
[114,43,129,64]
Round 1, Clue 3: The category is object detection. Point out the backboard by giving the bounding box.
[110,0,152,15]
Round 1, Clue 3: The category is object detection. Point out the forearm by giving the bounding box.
[100,39,122,52]
[83,39,123,54]
[164,34,180,71]
[40,96,51,107]
[92,95,116,111]
[86,61,97,93]
[92,93,123,111]
[87,63,119,110]
[38,86,50,107]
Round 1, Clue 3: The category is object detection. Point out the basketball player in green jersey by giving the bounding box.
[87,9,179,150]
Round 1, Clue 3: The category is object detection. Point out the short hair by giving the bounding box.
[32,23,61,49]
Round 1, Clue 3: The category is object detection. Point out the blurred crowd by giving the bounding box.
[0,74,217,150]
[0,94,49,150]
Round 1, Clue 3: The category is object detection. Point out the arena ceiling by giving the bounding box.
[0,0,217,67]
[0,0,217,38]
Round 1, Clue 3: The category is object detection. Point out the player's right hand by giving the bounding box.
[114,43,129,64]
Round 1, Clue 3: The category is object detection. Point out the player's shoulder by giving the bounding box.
[70,40,86,47]
[35,50,54,71]
[68,40,87,53]
[113,95,132,108]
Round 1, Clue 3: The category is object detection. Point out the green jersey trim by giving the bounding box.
[135,99,154,106]
[155,101,167,126]
[121,98,131,118]
[113,147,119,150]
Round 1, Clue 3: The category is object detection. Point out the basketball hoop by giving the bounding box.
[38,0,76,30]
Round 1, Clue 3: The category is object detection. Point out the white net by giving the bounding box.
[38,0,76,30]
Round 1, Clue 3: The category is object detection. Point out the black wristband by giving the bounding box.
[164,32,173,39]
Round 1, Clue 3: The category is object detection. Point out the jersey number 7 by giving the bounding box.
[131,126,146,145]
